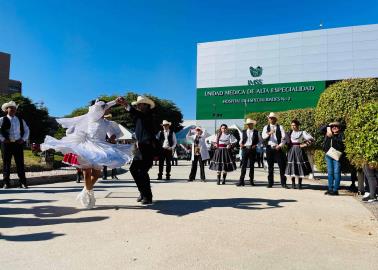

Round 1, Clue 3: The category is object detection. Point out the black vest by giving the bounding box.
[266,124,282,144]
[159,130,174,147]
[1,115,25,140]
[242,129,259,145]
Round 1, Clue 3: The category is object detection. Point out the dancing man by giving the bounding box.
[117,96,157,205]
[156,120,177,180]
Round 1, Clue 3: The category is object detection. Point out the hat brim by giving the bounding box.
[1,103,18,112]
[131,99,155,109]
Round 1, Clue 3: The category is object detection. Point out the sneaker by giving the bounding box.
[324,190,333,195]
[76,189,91,209]
[362,192,370,199]
[88,190,96,209]
[141,198,153,205]
[367,198,378,203]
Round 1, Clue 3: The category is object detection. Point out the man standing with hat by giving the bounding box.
[186,126,209,182]
[237,118,259,186]
[0,101,30,189]
[156,120,177,180]
[116,96,157,204]
[262,112,287,188]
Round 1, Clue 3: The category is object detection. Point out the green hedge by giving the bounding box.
[314,78,378,127]
[345,102,378,169]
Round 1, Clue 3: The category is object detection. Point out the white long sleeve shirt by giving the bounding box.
[262,124,286,147]
[0,115,30,142]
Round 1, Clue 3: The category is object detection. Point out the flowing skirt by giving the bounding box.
[41,135,132,170]
[209,148,236,172]
[285,146,312,177]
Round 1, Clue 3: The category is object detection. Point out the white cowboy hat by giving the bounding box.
[131,96,155,109]
[2,101,18,112]
[245,118,257,125]
[267,112,277,119]
[161,120,172,126]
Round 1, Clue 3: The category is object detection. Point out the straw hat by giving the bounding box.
[329,121,341,127]
[267,112,277,119]
[245,118,257,125]
[2,101,18,112]
[131,96,155,109]
[104,114,112,119]
[161,120,172,126]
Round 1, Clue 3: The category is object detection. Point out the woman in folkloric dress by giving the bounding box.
[41,98,131,209]
[285,119,314,189]
[209,124,237,185]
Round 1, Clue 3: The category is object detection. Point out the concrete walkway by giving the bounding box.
[0,162,377,270]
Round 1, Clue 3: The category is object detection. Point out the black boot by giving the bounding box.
[291,177,296,189]
[76,172,81,183]
[217,174,221,185]
[236,179,245,186]
[298,178,303,190]
[222,173,226,185]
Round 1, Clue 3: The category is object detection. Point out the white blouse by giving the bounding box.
[214,133,237,145]
[290,130,313,143]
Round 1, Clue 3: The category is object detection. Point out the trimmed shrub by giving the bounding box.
[345,102,378,169]
[314,150,327,173]
[315,78,378,127]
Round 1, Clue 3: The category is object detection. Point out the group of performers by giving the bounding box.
[0,96,314,210]
[184,112,314,190]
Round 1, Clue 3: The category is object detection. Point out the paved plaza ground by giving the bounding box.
[0,161,377,270]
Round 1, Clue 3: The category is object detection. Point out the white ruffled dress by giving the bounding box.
[41,100,132,170]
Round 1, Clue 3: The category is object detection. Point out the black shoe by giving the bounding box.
[141,198,153,205]
[222,174,226,185]
[188,179,194,182]
[136,195,143,202]
[266,185,273,188]
[2,183,11,189]
[157,175,162,180]
[201,179,206,182]
[324,190,333,195]
[250,180,255,186]
[332,191,339,196]
[102,177,107,180]
[217,175,221,185]
[166,175,170,180]
[112,175,119,180]
[236,181,245,187]
[282,184,289,189]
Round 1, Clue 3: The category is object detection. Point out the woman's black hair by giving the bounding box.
[291,119,301,126]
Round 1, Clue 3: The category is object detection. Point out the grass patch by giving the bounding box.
[0,149,65,173]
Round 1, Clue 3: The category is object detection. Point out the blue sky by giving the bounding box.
[0,0,377,118]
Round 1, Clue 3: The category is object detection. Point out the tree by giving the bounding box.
[0,93,58,143]
[55,92,184,137]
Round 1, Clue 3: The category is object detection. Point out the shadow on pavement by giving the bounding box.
[0,232,65,242]
[0,205,109,242]
[96,197,297,217]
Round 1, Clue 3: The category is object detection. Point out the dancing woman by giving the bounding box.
[41,99,131,209]
[209,124,237,185]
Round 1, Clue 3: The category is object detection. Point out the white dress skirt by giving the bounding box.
[41,100,132,170]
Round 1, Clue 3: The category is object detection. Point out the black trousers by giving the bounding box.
[158,149,172,177]
[266,146,287,186]
[240,148,256,181]
[130,144,154,200]
[102,166,117,179]
[256,152,264,167]
[1,142,26,185]
[189,155,205,180]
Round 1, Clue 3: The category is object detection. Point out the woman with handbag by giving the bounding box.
[209,124,237,185]
[320,121,345,196]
